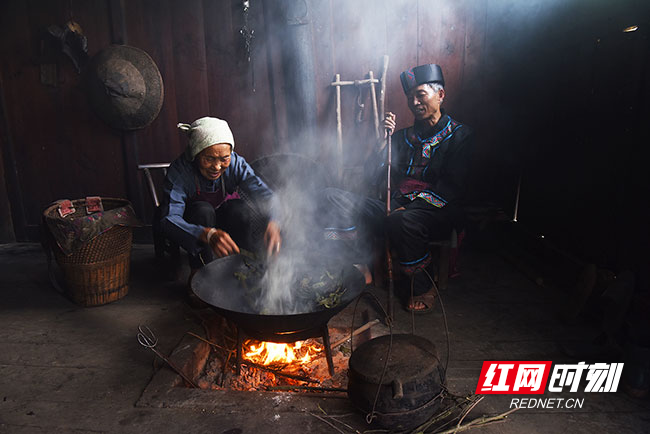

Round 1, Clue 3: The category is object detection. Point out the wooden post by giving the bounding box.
[368,71,380,140]
[386,132,394,321]
[334,73,343,184]
[379,55,390,130]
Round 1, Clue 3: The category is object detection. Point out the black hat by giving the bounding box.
[86,45,164,130]
[400,64,444,94]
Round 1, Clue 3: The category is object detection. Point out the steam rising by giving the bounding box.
[255,178,323,315]
[253,164,362,315]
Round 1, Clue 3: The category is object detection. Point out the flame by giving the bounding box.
[243,339,322,366]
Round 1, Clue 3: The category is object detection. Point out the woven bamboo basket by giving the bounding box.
[44,198,134,307]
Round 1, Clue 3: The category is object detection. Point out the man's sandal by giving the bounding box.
[406,289,437,314]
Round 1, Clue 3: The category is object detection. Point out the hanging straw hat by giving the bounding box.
[86,44,164,130]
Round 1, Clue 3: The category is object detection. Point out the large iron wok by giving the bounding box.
[191,253,365,342]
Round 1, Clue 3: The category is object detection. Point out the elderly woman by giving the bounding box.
[319,64,473,313]
[160,117,282,278]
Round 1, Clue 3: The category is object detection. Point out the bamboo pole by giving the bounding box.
[379,55,389,126]
[330,78,379,87]
[386,131,394,320]
[368,71,380,140]
[512,171,522,222]
[334,73,343,183]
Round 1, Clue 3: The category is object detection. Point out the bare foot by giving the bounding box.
[408,300,428,310]
[406,290,436,313]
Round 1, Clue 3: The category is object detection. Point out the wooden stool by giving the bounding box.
[428,228,457,291]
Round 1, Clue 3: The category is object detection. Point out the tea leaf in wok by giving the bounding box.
[234,258,265,297]
[317,285,346,309]
[242,259,265,277]
[239,248,258,261]
[234,271,248,281]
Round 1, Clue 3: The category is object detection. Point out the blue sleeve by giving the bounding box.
[227,153,280,221]
[228,153,273,200]
[159,159,205,254]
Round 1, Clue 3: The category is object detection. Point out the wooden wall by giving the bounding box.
[1,0,649,271]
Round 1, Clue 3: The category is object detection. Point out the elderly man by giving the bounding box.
[319,64,473,313]
[160,117,282,279]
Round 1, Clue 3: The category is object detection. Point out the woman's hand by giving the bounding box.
[384,112,396,137]
[264,221,282,256]
[202,227,240,258]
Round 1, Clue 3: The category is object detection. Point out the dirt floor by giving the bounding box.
[1,233,649,433]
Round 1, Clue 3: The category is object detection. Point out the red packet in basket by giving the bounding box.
[85,196,103,214]
[57,200,75,218]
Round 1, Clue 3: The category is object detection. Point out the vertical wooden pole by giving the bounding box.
[368,71,380,140]
[335,73,343,184]
[386,132,394,321]
[379,55,389,132]
[0,73,22,241]
[109,0,146,227]
[513,172,522,222]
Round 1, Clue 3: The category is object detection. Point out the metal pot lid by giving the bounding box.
[86,44,164,130]
[349,334,440,385]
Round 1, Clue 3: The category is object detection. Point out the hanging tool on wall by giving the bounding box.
[355,83,366,124]
[329,56,390,183]
[39,20,88,86]
[330,71,381,182]
[240,0,256,91]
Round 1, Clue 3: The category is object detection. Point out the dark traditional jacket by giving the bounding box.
[371,111,474,218]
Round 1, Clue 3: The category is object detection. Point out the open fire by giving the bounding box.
[244,339,323,368]
[193,316,352,392]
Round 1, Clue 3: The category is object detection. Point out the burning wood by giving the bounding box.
[194,323,353,392]
[244,339,323,368]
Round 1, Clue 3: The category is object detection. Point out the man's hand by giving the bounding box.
[384,112,396,137]
[264,220,282,256]
[201,227,240,258]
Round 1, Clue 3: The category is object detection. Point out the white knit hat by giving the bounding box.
[177,117,235,160]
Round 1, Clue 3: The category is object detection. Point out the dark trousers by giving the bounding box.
[385,200,454,297]
[317,187,385,266]
[184,199,260,269]
[318,187,454,296]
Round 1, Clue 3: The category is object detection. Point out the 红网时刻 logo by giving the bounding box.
[476,361,624,394]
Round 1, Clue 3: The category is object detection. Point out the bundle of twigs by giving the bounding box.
[307,394,519,434]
